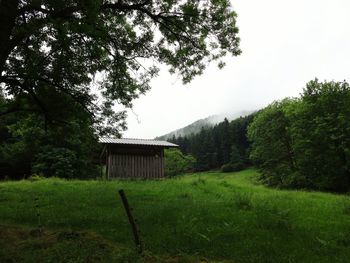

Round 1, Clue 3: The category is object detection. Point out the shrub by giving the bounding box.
[221,162,244,173]
[28,174,45,182]
[283,171,309,189]
[164,149,196,176]
[221,164,233,172]
[32,146,99,179]
[32,147,78,179]
[231,162,245,172]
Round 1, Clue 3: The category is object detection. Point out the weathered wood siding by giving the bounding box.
[108,152,165,179]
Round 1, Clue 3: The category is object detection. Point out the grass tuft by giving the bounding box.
[342,201,350,215]
[254,203,292,230]
[233,192,252,210]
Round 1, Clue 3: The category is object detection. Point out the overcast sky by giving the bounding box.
[123,0,350,139]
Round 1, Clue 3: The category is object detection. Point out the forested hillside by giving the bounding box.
[157,117,213,140]
[168,114,255,171]
[157,111,253,140]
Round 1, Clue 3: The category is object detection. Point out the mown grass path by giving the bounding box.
[1,169,350,262]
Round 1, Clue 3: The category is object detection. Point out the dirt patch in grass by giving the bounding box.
[0,225,232,263]
[0,224,140,263]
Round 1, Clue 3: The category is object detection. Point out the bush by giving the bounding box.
[283,171,309,189]
[28,174,45,182]
[32,146,99,179]
[32,147,78,178]
[221,164,233,172]
[164,149,196,176]
[221,162,245,173]
[231,162,245,172]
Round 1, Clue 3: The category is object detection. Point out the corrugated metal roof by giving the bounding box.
[99,138,178,147]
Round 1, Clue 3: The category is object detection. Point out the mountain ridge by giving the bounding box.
[156,110,254,140]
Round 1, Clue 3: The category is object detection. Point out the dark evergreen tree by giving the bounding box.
[171,114,255,171]
[220,118,232,164]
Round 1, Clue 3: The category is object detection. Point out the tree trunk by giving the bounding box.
[0,0,19,75]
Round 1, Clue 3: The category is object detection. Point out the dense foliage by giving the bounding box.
[0,0,241,179]
[248,80,350,192]
[164,148,196,176]
[0,0,241,135]
[0,92,98,179]
[169,115,254,171]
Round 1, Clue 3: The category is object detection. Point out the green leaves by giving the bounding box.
[1,0,241,136]
[0,0,241,178]
[164,148,196,176]
[248,80,350,192]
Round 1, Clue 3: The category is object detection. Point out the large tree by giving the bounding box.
[248,80,350,192]
[0,0,241,135]
[247,99,298,187]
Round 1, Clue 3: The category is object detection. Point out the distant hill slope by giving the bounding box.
[156,110,254,140]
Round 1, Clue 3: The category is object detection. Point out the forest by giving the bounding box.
[168,115,253,172]
[2,79,349,193]
[2,79,350,193]
[170,79,350,193]
[1,0,348,195]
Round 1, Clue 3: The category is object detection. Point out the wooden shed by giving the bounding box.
[99,138,178,179]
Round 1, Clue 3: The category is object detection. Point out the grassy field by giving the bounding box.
[1,169,350,262]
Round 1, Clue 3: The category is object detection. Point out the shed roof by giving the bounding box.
[99,138,178,148]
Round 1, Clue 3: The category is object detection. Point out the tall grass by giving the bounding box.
[1,169,350,262]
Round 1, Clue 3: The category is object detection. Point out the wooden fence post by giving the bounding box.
[118,189,143,254]
[34,197,42,234]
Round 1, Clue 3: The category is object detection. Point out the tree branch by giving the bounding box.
[0,106,39,117]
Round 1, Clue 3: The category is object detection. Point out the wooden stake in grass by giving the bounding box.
[118,189,142,254]
[34,197,42,234]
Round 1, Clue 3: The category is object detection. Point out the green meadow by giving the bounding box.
[1,169,350,262]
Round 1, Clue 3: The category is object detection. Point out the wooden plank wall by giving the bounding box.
[108,153,164,179]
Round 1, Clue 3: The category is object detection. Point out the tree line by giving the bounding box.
[169,114,255,172]
[2,77,349,193]
[248,79,350,193]
[170,79,350,193]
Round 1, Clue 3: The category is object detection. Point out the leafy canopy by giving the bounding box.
[248,80,350,192]
[0,0,241,135]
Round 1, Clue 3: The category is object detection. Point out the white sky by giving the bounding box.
[123,0,350,139]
